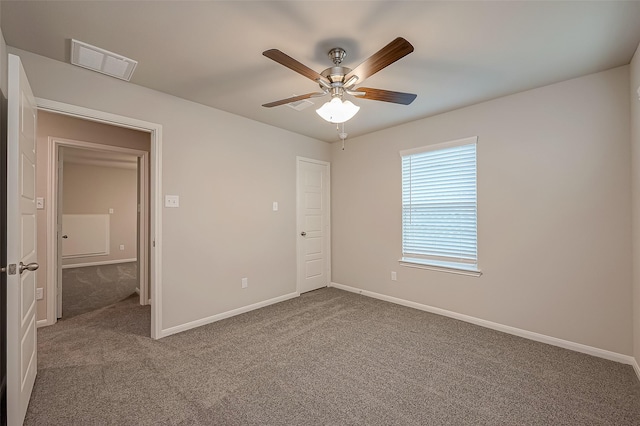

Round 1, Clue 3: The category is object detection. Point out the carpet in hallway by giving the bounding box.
[61,262,137,319]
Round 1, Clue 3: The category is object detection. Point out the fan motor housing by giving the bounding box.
[321,66,351,84]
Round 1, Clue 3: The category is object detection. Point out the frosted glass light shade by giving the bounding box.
[316,98,360,123]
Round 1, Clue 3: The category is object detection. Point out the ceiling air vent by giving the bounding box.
[286,98,314,111]
[71,39,138,81]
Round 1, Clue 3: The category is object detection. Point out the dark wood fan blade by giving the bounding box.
[262,92,323,108]
[263,49,330,84]
[354,87,417,105]
[345,37,414,83]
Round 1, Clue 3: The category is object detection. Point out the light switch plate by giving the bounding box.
[273,202,278,211]
[36,197,45,210]
[36,288,43,300]
[165,195,179,208]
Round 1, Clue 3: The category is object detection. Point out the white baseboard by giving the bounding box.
[330,282,638,370]
[159,292,300,338]
[36,318,54,328]
[632,358,640,382]
[62,258,137,269]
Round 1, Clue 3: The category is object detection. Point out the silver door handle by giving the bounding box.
[19,262,39,274]
[300,232,307,236]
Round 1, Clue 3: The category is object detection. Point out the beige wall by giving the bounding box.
[631,43,640,366]
[35,110,150,320]
[9,44,636,357]
[331,66,632,355]
[62,162,138,265]
[14,47,331,331]
[38,110,150,151]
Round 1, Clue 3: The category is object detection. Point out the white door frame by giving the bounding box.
[296,157,331,293]
[48,137,149,316]
[35,98,163,339]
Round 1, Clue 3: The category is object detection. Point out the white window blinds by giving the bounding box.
[401,137,478,268]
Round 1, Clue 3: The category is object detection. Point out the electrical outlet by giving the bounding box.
[391,271,397,281]
[241,278,248,289]
[119,244,125,251]
[36,288,43,300]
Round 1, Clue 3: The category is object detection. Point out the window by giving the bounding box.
[400,136,480,276]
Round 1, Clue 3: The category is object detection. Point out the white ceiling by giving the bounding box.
[3,1,640,143]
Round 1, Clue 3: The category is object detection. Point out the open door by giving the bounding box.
[56,147,64,318]
[0,59,9,426]
[6,54,38,425]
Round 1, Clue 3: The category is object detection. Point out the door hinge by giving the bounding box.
[1,264,17,275]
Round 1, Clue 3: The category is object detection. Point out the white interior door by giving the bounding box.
[6,53,38,426]
[56,147,64,318]
[296,158,330,293]
[137,154,149,306]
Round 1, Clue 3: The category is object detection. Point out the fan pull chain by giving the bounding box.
[337,123,347,150]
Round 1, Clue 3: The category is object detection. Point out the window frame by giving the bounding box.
[399,136,481,277]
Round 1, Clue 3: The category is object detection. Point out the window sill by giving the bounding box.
[399,258,482,277]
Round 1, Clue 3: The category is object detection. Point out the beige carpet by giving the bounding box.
[26,288,640,425]
[61,262,137,319]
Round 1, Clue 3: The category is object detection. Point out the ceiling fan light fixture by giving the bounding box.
[316,98,360,124]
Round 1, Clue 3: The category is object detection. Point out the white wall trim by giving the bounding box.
[632,358,640,382]
[36,98,156,133]
[46,137,148,323]
[36,319,51,328]
[160,292,299,338]
[36,97,163,339]
[329,282,638,368]
[62,258,137,269]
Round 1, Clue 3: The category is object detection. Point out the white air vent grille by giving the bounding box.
[71,39,137,81]
[286,98,314,111]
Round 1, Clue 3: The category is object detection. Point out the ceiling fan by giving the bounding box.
[262,37,417,123]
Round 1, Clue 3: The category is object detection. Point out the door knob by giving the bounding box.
[19,262,39,274]
[300,231,307,236]
[62,235,68,239]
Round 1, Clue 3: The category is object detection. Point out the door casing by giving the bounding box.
[0,89,8,426]
[36,98,163,339]
[49,138,150,319]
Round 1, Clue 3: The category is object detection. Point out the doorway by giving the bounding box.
[35,100,162,339]
[296,157,331,294]
[55,143,147,319]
